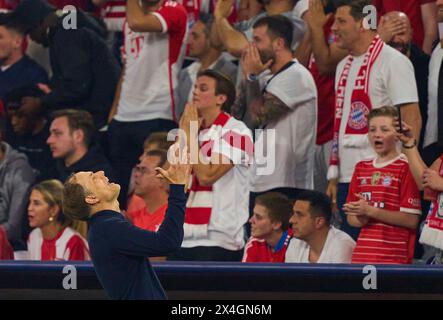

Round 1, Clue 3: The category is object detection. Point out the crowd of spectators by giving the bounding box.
[0,0,442,266]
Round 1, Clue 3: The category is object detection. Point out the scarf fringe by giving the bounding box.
[419,224,443,251]
[184,223,209,240]
[327,165,339,180]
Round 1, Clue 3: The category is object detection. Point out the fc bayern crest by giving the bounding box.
[348,101,370,130]
[382,175,392,187]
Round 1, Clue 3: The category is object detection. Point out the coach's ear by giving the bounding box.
[85,195,99,205]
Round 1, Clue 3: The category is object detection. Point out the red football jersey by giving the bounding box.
[242,230,292,263]
[347,155,421,264]
[308,16,335,146]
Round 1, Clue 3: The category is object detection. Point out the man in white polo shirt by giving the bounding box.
[107,0,188,208]
[326,0,421,240]
[285,190,355,263]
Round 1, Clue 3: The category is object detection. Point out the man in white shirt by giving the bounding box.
[168,69,253,261]
[423,0,443,164]
[285,190,355,264]
[325,0,421,240]
[177,14,238,120]
[239,15,317,229]
[107,0,188,208]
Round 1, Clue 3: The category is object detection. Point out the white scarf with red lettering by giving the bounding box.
[328,35,384,180]
[184,112,231,239]
[419,155,443,251]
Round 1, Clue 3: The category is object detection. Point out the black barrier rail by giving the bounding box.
[1,261,443,299]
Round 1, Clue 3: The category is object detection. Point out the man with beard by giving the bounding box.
[212,0,305,61]
[240,15,317,223]
[10,0,120,130]
[378,11,430,149]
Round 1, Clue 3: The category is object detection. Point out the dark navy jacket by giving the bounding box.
[0,55,48,102]
[42,12,120,129]
[87,185,186,300]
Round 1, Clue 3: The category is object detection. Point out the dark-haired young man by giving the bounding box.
[243,192,292,263]
[47,109,113,182]
[168,69,253,261]
[177,14,238,120]
[11,0,120,129]
[285,190,355,263]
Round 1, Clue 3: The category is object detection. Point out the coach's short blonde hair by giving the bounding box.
[62,174,92,222]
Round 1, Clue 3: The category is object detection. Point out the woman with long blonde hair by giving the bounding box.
[27,180,89,261]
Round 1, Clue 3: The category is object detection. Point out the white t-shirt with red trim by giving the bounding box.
[27,227,90,261]
[333,45,418,183]
[182,112,253,251]
[347,154,422,264]
[115,1,188,123]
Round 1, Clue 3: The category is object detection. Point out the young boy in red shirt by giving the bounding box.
[344,106,421,264]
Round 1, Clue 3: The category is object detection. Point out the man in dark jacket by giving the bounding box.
[0,13,48,103]
[47,109,114,182]
[62,153,190,299]
[10,0,120,129]
[0,125,36,250]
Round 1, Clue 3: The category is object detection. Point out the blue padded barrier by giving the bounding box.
[0,261,443,293]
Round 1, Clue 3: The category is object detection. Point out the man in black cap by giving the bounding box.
[10,0,120,130]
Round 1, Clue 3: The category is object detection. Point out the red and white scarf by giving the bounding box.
[420,155,443,251]
[184,112,231,239]
[328,35,384,179]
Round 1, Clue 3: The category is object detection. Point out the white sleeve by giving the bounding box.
[293,0,309,18]
[285,238,306,263]
[383,52,419,105]
[265,66,317,111]
[328,237,356,263]
[285,240,298,263]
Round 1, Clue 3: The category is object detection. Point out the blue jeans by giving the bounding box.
[337,183,361,241]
